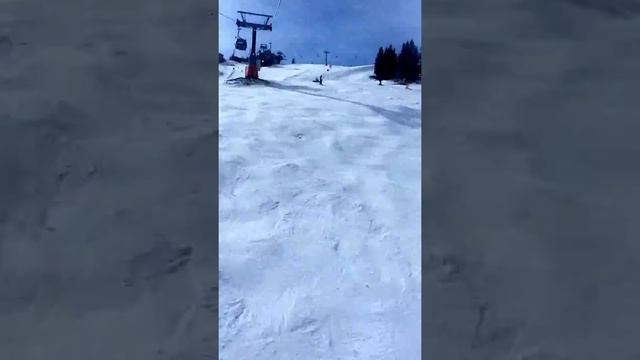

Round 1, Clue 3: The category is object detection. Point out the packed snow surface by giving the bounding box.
[219,64,421,359]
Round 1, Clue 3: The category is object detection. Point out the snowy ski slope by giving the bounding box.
[219,64,421,359]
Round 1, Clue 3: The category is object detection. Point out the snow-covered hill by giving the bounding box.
[219,64,421,359]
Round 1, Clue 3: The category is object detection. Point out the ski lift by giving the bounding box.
[235,38,247,51]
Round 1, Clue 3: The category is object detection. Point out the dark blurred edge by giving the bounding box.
[0,1,219,359]
[422,0,640,359]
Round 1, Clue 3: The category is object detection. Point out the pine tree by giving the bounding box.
[414,40,421,81]
[381,47,389,80]
[408,40,419,81]
[398,42,409,81]
[418,45,422,80]
[392,46,398,80]
[374,47,384,80]
[393,39,420,83]
[383,45,397,80]
[373,47,384,78]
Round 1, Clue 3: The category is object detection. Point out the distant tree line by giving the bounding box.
[228,49,286,67]
[258,49,285,67]
[373,40,421,84]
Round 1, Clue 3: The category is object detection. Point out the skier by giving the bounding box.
[319,74,323,85]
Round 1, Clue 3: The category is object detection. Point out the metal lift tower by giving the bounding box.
[236,11,273,79]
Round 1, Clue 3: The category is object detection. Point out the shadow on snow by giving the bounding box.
[265,81,421,129]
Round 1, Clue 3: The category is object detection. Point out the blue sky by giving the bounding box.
[219,0,421,66]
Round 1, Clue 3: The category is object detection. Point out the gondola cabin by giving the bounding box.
[235,38,247,51]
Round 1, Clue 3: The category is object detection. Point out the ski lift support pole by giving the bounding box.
[236,11,273,79]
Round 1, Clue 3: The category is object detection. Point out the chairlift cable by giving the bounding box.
[219,12,235,22]
[272,0,283,24]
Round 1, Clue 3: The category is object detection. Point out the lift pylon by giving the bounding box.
[235,11,273,79]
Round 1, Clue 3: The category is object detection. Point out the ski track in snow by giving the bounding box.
[219,64,421,359]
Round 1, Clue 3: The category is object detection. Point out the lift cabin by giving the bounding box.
[229,27,248,63]
[235,38,247,51]
[235,11,273,79]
